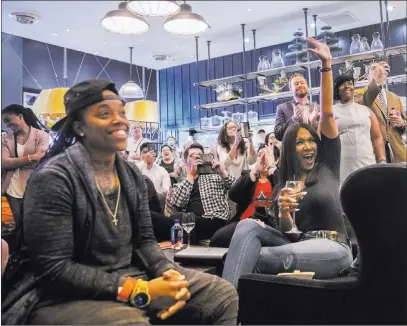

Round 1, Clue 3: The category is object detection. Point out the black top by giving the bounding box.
[160,160,177,185]
[287,133,345,234]
[186,179,205,217]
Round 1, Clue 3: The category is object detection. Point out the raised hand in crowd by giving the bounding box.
[186,153,203,179]
[370,61,390,86]
[211,158,228,177]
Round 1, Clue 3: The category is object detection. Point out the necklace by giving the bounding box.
[95,170,121,226]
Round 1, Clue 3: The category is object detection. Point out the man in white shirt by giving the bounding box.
[136,142,171,200]
[127,122,148,162]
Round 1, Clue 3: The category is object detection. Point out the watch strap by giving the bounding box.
[117,277,139,303]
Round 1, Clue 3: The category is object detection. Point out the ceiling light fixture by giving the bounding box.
[387,4,395,11]
[120,47,144,99]
[65,28,71,32]
[52,33,59,36]
[310,23,316,28]
[163,1,209,36]
[248,8,252,12]
[244,37,250,43]
[127,1,180,17]
[101,2,149,35]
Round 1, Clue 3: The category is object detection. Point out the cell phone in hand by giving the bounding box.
[197,153,216,175]
[389,108,395,117]
[240,122,250,138]
[198,153,214,163]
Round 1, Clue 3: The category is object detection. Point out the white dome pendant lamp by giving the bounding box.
[101,2,149,35]
[163,1,209,36]
[119,47,144,99]
[126,1,180,17]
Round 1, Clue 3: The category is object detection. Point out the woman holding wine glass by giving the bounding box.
[222,37,353,288]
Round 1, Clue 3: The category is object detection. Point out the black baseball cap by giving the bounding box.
[334,75,355,100]
[52,79,125,131]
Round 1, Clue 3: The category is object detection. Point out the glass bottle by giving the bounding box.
[371,32,384,51]
[271,50,285,68]
[361,37,370,52]
[349,34,362,54]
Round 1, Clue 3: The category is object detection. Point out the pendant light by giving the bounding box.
[163,1,209,36]
[119,47,144,99]
[127,1,180,17]
[101,2,149,35]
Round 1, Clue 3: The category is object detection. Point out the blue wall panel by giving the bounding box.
[2,33,157,111]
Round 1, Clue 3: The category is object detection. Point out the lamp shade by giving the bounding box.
[125,100,158,122]
[127,1,180,17]
[163,3,209,36]
[101,2,149,35]
[119,81,144,99]
[31,88,68,115]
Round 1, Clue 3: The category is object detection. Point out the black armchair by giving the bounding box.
[238,164,407,325]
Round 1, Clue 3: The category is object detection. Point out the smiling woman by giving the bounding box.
[2,79,238,325]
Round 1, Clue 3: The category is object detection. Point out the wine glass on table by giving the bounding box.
[182,212,195,248]
[285,181,303,234]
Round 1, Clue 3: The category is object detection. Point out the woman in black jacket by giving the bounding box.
[210,144,278,248]
[2,79,238,325]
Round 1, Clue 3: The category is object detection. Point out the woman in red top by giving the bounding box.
[210,144,278,247]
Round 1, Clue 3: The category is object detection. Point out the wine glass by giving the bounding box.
[285,181,303,234]
[182,212,195,248]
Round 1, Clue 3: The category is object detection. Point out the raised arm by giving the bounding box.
[306,37,337,139]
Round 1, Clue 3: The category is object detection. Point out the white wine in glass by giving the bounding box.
[182,212,196,247]
[285,181,303,234]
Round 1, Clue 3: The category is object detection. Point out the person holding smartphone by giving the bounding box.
[216,121,256,179]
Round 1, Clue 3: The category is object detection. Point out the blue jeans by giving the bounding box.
[222,219,353,288]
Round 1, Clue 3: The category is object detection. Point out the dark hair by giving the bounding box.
[258,129,266,134]
[44,110,85,159]
[217,122,245,155]
[334,75,355,101]
[258,143,267,152]
[140,142,152,153]
[272,124,323,204]
[264,132,275,145]
[161,144,171,152]
[184,143,204,161]
[2,105,48,132]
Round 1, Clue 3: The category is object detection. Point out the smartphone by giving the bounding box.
[240,122,250,138]
[198,153,214,163]
[389,107,395,117]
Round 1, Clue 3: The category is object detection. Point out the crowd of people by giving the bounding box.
[1,37,406,325]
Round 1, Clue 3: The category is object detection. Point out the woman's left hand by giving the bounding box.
[305,37,332,63]
[212,159,228,176]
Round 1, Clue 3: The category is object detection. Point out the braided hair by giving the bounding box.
[2,104,48,132]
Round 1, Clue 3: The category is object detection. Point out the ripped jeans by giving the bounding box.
[222,219,353,288]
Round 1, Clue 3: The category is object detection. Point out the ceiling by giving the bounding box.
[2,1,406,70]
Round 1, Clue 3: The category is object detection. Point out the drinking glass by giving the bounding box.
[182,212,196,247]
[285,181,303,234]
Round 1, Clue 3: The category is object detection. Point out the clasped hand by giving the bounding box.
[147,269,190,320]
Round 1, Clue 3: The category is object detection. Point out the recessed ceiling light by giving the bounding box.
[248,8,252,12]
[65,28,71,32]
[190,55,194,58]
[244,37,250,43]
[51,33,58,36]
[310,23,316,28]
[94,51,99,54]
[387,4,395,11]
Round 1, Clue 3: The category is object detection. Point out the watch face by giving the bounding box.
[133,293,149,307]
